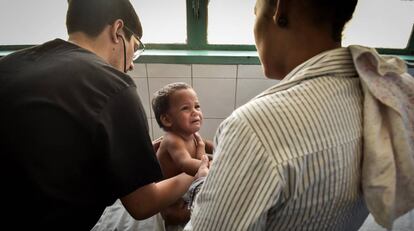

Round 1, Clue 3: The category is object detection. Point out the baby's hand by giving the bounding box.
[194,133,206,159]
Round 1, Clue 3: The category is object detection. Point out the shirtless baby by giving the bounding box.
[152,82,213,229]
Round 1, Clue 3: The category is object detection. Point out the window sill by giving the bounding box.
[1,49,413,66]
[0,49,261,65]
[138,49,413,66]
[136,49,260,65]
[0,51,12,57]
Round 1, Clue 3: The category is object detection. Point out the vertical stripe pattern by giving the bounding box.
[190,48,369,230]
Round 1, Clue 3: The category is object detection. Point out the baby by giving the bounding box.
[152,82,213,229]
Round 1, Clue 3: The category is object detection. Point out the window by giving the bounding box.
[0,0,67,45]
[208,0,255,45]
[0,0,413,61]
[206,0,414,51]
[342,0,414,49]
[0,0,187,46]
[133,0,186,44]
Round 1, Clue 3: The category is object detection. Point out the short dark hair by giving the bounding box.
[301,0,358,42]
[152,82,192,130]
[66,0,142,40]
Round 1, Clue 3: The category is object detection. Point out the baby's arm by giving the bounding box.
[166,135,202,176]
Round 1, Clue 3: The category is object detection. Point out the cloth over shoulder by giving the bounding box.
[349,45,414,229]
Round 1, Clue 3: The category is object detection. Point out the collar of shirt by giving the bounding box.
[255,47,357,99]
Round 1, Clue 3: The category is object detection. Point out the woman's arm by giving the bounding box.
[160,198,191,225]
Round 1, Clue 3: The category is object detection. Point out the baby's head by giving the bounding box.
[152,82,203,134]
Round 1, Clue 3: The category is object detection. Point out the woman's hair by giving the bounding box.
[66,0,142,40]
[301,0,358,42]
[152,82,192,130]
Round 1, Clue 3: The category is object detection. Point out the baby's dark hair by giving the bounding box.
[152,82,192,130]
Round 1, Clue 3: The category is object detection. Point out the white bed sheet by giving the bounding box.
[91,199,165,231]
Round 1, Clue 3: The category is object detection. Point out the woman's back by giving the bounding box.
[191,48,369,231]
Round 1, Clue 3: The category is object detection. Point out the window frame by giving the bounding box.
[144,0,414,65]
[0,0,413,65]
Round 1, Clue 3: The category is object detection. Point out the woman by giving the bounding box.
[188,0,414,230]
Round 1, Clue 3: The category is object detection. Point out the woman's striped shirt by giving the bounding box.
[190,48,369,231]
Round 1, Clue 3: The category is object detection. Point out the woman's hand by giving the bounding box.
[195,154,209,179]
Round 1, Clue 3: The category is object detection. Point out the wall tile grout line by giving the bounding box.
[234,65,239,111]
[144,64,155,140]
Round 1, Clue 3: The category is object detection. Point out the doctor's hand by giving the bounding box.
[152,136,163,153]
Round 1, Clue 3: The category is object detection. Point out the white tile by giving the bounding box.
[151,118,165,141]
[193,79,236,118]
[193,64,237,79]
[148,78,192,118]
[199,118,225,141]
[147,119,153,140]
[129,64,147,78]
[236,79,279,108]
[238,65,267,79]
[133,78,151,118]
[147,64,191,78]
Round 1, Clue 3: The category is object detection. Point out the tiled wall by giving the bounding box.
[130,64,414,141]
[129,64,279,141]
[128,63,414,230]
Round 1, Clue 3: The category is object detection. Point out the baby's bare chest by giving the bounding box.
[184,140,197,158]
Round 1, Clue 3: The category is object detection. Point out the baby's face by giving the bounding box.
[167,88,203,135]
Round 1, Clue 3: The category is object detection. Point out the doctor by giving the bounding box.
[0,0,208,230]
